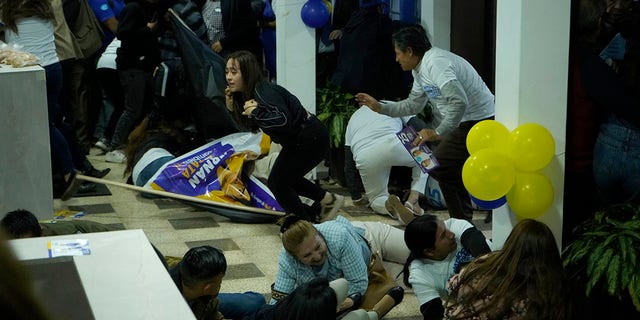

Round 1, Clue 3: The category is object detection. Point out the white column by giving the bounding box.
[492,0,571,249]
[420,0,451,50]
[0,66,53,220]
[274,0,317,113]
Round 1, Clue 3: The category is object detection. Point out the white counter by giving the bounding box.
[9,229,196,320]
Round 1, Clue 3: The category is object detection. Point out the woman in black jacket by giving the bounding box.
[224,50,343,222]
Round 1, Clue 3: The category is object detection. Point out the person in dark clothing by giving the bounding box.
[155,0,235,143]
[244,278,338,320]
[106,0,162,162]
[564,0,640,246]
[316,0,360,85]
[1,209,113,239]
[170,245,265,320]
[331,0,403,100]
[224,50,343,222]
[244,277,404,320]
[196,0,262,64]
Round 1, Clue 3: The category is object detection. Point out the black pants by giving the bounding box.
[111,68,152,149]
[429,117,494,221]
[61,54,101,154]
[96,68,125,142]
[268,117,329,221]
[344,146,365,200]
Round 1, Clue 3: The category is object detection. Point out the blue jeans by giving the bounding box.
[593,115,640,204]
[218,292,266,319]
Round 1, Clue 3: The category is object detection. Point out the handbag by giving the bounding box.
[361,252,396,310]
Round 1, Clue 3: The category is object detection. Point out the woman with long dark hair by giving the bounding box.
[224,50,343,222]
[444,219,569,319]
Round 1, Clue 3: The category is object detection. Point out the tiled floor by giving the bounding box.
[53,151,492,320]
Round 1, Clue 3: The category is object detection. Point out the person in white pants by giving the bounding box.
[345,106,428,223]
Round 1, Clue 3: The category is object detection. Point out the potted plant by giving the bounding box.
[316,83,358,185]
[562,203,640,318]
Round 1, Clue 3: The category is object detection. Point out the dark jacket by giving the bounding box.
[116,0,161,71]
[158,0,209,62]
[331,6,400,98]
[249,82,310,146]
[331,0,360,32]
[169,262,224,320]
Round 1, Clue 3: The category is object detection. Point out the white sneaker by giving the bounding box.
[94,138,109,152]
[105,149,126,164]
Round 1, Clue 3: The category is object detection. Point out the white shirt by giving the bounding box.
[408,218,492,306]
[97,38,121,70]
[345,106,412,156]
[380,47,495,136]
[3,17,59,67]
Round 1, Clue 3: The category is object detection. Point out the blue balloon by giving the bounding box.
[470,195,507,210]
[301,0,330,28]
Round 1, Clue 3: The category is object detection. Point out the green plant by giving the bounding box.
[563,203,640,311]
[316,84,357,148]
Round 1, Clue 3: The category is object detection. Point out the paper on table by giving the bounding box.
[48,239,91,258]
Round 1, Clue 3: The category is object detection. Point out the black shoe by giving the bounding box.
[386,286,404,305]
[77,182,97,194]
[84,167,111,178]
[60,172,81,201]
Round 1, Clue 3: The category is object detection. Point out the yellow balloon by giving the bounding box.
[506,123,555,172]
[462,149,516,201]
[466,120,510,155]
[506,172,554,218]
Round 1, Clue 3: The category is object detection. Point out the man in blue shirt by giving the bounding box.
[88,0,125,52]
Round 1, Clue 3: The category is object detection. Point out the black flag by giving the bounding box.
[167,8,238,139]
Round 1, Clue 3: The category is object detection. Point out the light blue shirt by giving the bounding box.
[272,216,371,301]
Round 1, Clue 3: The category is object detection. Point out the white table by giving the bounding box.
[9,229,196,320]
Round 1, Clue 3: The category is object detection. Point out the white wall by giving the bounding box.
[273,0,317,113]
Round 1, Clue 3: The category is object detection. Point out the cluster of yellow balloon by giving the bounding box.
[462,121,556,218]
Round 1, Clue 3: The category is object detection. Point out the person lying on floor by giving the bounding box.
[2,208,170,270]
[170,245,265,320]
[1,209,113,238]
[246,277,402,320]
[123,116,286,212]
[271,215,407,315]
[401,214,493,320]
